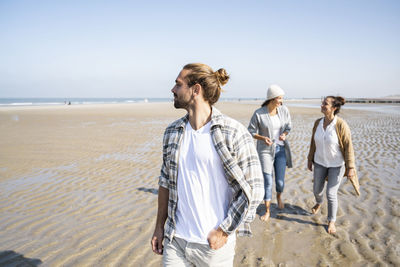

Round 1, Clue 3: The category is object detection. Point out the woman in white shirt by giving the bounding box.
[248,85,293,222]
[307,96,358,234]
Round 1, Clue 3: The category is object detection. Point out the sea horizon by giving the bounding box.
[0,97,172,107]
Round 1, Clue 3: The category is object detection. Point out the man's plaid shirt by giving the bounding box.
[159,107,264,241]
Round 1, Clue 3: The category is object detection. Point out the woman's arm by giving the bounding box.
[253,133,273,146]
[307,119,321,171]
[339,119,356,175]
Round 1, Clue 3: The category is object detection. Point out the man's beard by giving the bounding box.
[173,95,189,109]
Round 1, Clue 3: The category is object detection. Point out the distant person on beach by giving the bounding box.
[307,96,360,234]
[248,85,293,221]
[150,63,264,266]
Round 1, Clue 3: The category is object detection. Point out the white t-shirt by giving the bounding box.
[270,114,284,146]
[314,116,345,168]
[175,121,235,244]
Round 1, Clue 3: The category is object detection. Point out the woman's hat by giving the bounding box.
[267,84,285,100]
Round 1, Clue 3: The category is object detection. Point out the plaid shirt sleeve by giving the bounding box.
[235,126,264,229]
[213,117,264,236]
[158,127,171,189]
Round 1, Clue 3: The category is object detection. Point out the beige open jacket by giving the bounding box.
[308,116,360,195]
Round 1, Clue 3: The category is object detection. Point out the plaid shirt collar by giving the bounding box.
[173,107,225,130]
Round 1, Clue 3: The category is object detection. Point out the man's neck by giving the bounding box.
[187,102,212,130]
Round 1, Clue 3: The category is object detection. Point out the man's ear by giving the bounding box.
[192,83,202,96]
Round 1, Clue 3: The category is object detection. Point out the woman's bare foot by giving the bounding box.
[260,210,270,221]
[328,221,336,234]
[311,204,321,214]
[261,200,271,221]
[277,193,284,209]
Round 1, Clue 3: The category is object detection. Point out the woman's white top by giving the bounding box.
[175,121,235,244]
[270,114,284,146]
[314,116,345,168]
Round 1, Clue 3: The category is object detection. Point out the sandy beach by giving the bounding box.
[0,101,399,266]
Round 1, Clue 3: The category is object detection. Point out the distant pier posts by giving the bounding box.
[347,98,400,104]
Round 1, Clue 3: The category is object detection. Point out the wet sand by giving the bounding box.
[0,101,399,266]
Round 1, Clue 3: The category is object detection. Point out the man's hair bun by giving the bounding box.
[215,68,230,86]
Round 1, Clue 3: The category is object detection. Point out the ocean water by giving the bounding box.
[0,97,172,107]
[2,98,398,114]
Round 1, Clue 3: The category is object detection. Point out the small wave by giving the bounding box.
[10,102,34,106]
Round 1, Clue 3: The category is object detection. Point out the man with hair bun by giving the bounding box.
[151,63,264,266]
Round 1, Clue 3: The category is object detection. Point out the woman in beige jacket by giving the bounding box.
[307,96,360,234]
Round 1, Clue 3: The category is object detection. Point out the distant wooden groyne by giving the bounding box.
[347,98,400,104]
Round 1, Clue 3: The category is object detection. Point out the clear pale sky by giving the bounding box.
[1,0,399,99]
